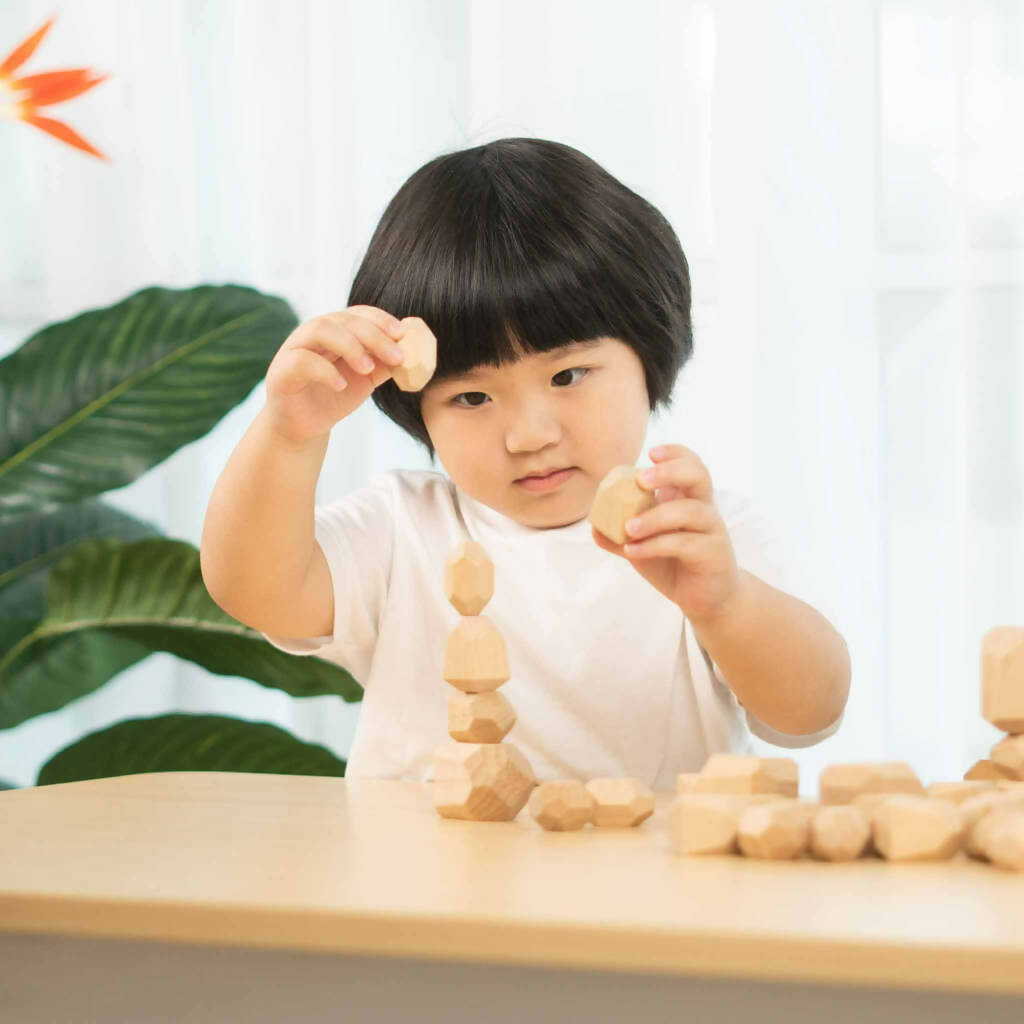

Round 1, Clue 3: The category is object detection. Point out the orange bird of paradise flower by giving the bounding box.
[0,13,110,160]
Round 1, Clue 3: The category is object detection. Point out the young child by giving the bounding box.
[200,137,850,789]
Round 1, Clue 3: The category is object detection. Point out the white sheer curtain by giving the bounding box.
[1,0,1020,791]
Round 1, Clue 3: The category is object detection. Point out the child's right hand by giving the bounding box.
[263,305,409,445]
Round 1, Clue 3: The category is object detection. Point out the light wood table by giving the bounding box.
[1,771,1023,1023]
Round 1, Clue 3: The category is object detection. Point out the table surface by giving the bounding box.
[1,771,1023,994]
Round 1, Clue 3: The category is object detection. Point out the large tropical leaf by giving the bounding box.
[36,713,346,785]
[0,537,363,731]
[0,497,161,622]
[0,283,297,528]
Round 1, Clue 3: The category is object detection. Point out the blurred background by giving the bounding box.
[0,0,1021,791]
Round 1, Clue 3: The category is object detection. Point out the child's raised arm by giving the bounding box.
[199,306,409,638]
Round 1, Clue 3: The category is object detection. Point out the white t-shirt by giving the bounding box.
[263,469,842,789]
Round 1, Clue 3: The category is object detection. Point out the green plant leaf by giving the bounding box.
[0,779,17,790]
[0,497,162,622]
[0,283,298,528]
[36,713,346,785]
[0,537,363,730]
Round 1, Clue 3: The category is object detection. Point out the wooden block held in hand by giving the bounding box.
[588,466,656,545]
[990,734,1024,780]
[529,780,596,831]
[391,316,437,392]
[443,616,510,692]
[810,804,872,862]
[819,761,924,804]
[432,742,536,821]
[448,690,516,743]
[585,777,655,827]
[693,754,799,798]
[872,796,963,861]
[670,794,754,855]
[981,626,1024,733]
[444,540,494,615]
[737,800,814,860]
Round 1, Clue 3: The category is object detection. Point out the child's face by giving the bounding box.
[420,337,650,529]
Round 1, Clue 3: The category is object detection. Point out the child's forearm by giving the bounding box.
[200,407,328,626]
[689,570,851,736]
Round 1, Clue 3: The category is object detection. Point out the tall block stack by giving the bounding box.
[965,627,1024,783]
[432,540,537,821]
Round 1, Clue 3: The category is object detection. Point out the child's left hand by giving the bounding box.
[591,444,745,624]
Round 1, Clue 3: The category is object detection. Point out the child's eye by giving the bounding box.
[552,367,589,388]
[449,368,589,408]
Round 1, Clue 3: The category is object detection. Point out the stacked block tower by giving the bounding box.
[965,627,1024,783]
[432,540,537,821]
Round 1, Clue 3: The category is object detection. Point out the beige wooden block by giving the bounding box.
[981,626,1024,733]
[391,316,437,392]
[872,796,963,861]
[960,790,1024,858]
[964,759,1015,782]
[585,778,655,828]
[990,734,1024,780]
[587,466,656,545]
[676,772,700,795]
[444,541,494,615]
[442,616,509,692]
[448,691,516,743]
[976,809,1024,872]
[528,780,596,831]
[926,780,997,804]
[670,794,753,855]
[819,761,924,804]
[996,779,1024,792]
[809,804,872,862]
[432,742,536,821]
[692,754,799,798]
[737,799,814,860]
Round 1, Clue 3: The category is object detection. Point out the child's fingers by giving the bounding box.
[272,347,348,394]
[286,313,404,376]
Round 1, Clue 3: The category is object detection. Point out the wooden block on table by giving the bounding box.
[964,759,1015,782]
[676,772,700,795]
[692,754,799,798]
[448,690,516,743]
[391,316,437,392]
[737,799,815,860]
[926,780,997,804]
[587,466,656,545]
[981,626,1024,733]
[819,761,924,804]
[443,616,510,692]
[528,780,596,831]
[990,734,1024,780]
[975,809,1024,872]
[444,541,494,615]
[432,742,536,821]
[872,796,963,861]
[960,790,1024,858]
[585,777,655,828]
[670,794,754,855]
[810,804,872,862]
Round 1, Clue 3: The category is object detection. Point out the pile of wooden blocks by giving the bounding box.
[431,540,654,829]
[670,627,1024,870]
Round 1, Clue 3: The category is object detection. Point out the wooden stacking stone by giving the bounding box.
[448,691,516,743]
[737,800,815,860]
[444,540,494,616]
[990,734,1024,780]
[981,626,1024,733]
[819,761,924,804]
[529,780,596,831]
[692,754,798,798]
[433,742,536,822]
[588,466,656,545]
[926,780,997,804]
[810,804,872,862]
[964,759,1015,782]
[585,778,655,828]
[872,796,963,861]
[443,616,510,693]
[391,316,438,392]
